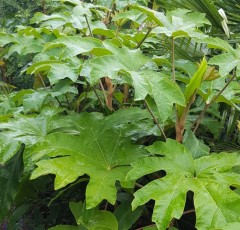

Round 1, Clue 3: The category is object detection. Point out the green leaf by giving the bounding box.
[114,201,143,230]
[30,110,149,208]
[130,5,167,27]
[43,36,103,58]
[131,70,186,121]
[68,201,118,230]
[167,9,211,27]
[112,9,147,26]
[199,78,240,108]
[183,130,209,159]
[174,59,198,77]
[102,107,151,130]
[81,43,149,84]
[82,55,124,84]
[209,53,240,77]
[148,9,208,39]
[30,12,69,25]
[197,37,235,54]
[0,33,15,47]
[217,222,240,230]
[51,79,78,97]
[0,135,21,164]
[22,90,52,113]
[127,139,240,230]
[0,112,72,146]
[27,61,79,85]
[152,56,172,68]
[104,42,149,71]
[0,144,24,221]
[153,17,206,39]
[92,28,115,38]
[6,35,44,57]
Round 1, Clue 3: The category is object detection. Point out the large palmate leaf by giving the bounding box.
[81,42,149,84]
[81,43,185,121]
[197,37,240,77]
[0,33,15,47]
[112,9,147,26]
[199,77,240,110]
[131,70,186,121]
[43,36,104,58]
[130,5,168,27]
[209,53,240,77]
[197,37,235,54]
[27,60,79,85]
[127,139,240,230]
[6,35,45,57]
[31,109,149,208]
[131,6,209,39]
[0,108,72,145]
[30,12,70,28]
[153,15,207,39]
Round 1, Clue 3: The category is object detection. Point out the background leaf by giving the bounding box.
[183,130,210,158]
[0,144,24,221]
[114,201,143,230]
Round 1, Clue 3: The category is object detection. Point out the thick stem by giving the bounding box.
[123,84,129,103]
[171,37,176,82]
[176,92,196,142]
[105,77,114,110]
[100,77,116,111]
[171,37,181,142]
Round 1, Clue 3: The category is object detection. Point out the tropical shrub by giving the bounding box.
[0,0,239,229]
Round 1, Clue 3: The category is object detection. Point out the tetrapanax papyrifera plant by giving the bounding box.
[0,0,239,229]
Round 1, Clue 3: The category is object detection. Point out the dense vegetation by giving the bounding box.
[0,0,240,229]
